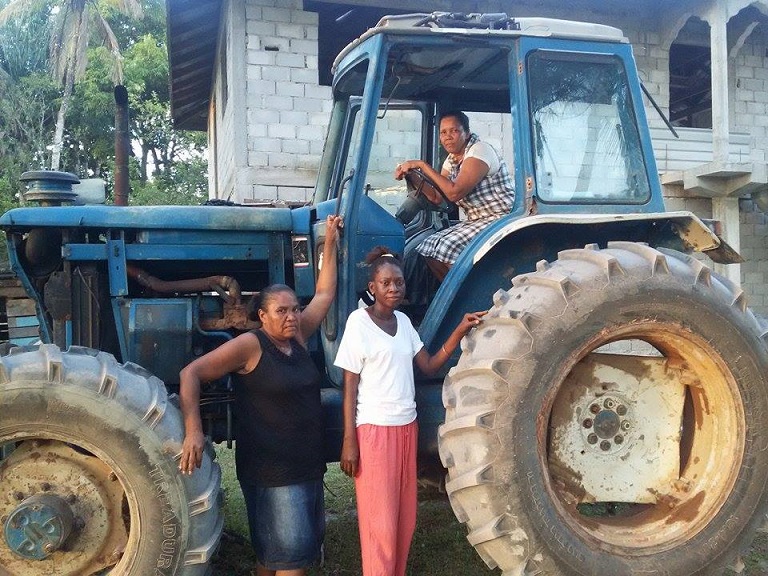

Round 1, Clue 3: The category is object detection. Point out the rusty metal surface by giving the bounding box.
[0,440,127,575]
[200,303,259,331]
[113,86,130,207]
[127,264,243,305]
[545,326,744,550]
[549,354,685,504]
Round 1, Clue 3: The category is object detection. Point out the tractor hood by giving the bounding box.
[0,205,295,233]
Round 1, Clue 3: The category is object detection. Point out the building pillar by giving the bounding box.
[708,1,730,163]
[712,197,741,286]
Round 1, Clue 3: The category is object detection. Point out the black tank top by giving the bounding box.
[233,330,326,486]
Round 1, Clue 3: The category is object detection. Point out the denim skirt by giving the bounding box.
[240,479,325,570]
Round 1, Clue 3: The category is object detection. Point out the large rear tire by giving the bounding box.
[439,242,768,575]
[0,344,223,575]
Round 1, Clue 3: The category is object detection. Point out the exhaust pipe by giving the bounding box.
[114,85,130,206]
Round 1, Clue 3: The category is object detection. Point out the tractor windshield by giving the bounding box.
[528,50,651,205]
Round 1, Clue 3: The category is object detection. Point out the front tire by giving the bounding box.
[439,242,768,575]
[0,345,223,575]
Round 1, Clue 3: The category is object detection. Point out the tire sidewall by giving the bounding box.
[505,280,768,575]
[0,382,189,576]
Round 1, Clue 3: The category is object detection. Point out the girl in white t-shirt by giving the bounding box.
[334,247,485,576]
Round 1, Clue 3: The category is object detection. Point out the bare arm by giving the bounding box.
[394,158,490,203]
[299,215,342,341]
[414,311,486,376]
[340,369,361,478]
[179,332,261,474]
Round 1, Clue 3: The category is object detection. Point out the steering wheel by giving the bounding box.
[395,168,453,225]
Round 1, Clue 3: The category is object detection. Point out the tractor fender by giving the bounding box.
[473,210,740,265]
[418,210,742,350]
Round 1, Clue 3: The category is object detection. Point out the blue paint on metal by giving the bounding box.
[193,304,232,344]
[268,234,286,285]
[64,243,273,262]
[107,238,128,296]
[0,205,294,231]
[127,299,192,385]
[290,205,311,234]
[4,497,73,560]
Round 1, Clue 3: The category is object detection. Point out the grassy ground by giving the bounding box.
[210,446,488,576]
[210,446,768,576]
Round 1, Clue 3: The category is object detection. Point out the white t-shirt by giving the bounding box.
[441,140,501,176]
[334,308,424,426]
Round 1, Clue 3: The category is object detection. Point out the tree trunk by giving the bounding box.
[141,144,149,184]
[50,4,86,171]
[50,71,73,171]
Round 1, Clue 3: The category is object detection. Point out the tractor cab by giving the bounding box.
[316,13,667,363]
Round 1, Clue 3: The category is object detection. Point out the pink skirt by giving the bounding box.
[354,420,418,576]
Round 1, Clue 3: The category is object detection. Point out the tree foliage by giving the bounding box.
[0,0,145,169]
[0,0,48,80]
[0,73,59,212]
[0,0,208,207]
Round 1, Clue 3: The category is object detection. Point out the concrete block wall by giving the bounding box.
[215,0,768,314]
[739,199,768,313]
[732,33,768,163]
[627,21,768,317]
[466,112,511,165]
[732,33,768,316]
[241,0,332,203]
[626,27,671,133]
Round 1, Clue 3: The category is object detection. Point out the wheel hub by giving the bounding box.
[550,354,685,503]
[0,440,129,575]
[593,408,620,438]
[4,494,75,560]
[581,395,632,454]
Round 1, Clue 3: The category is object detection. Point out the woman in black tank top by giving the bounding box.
[178,215,342,576]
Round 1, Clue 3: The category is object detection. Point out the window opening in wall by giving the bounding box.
[669,18,711,128]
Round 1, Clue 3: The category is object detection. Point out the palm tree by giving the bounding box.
[0,0,143,170]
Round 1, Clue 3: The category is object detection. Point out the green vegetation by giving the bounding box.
[0,0,207,215]
[212,445,768,576]
[212,445,490,576]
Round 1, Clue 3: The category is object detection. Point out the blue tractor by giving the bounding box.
[1,12,767,576]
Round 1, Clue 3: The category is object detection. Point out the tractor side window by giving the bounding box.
[465,111,514,169]
[528,51,651,204]
[345,107,424,216]
[465,110,515,212]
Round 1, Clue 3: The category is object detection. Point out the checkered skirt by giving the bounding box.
[416,216,499,265]
[416,135,514,265]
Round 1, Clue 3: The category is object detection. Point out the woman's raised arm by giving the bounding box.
[299,215,342,340]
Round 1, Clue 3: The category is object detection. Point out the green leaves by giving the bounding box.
[0,0,207,204]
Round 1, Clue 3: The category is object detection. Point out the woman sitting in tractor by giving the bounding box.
[395,110,515,281]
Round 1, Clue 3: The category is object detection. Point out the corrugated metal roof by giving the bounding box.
[166,0,223,131]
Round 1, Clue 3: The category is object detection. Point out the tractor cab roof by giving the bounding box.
[333,12,628,74]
